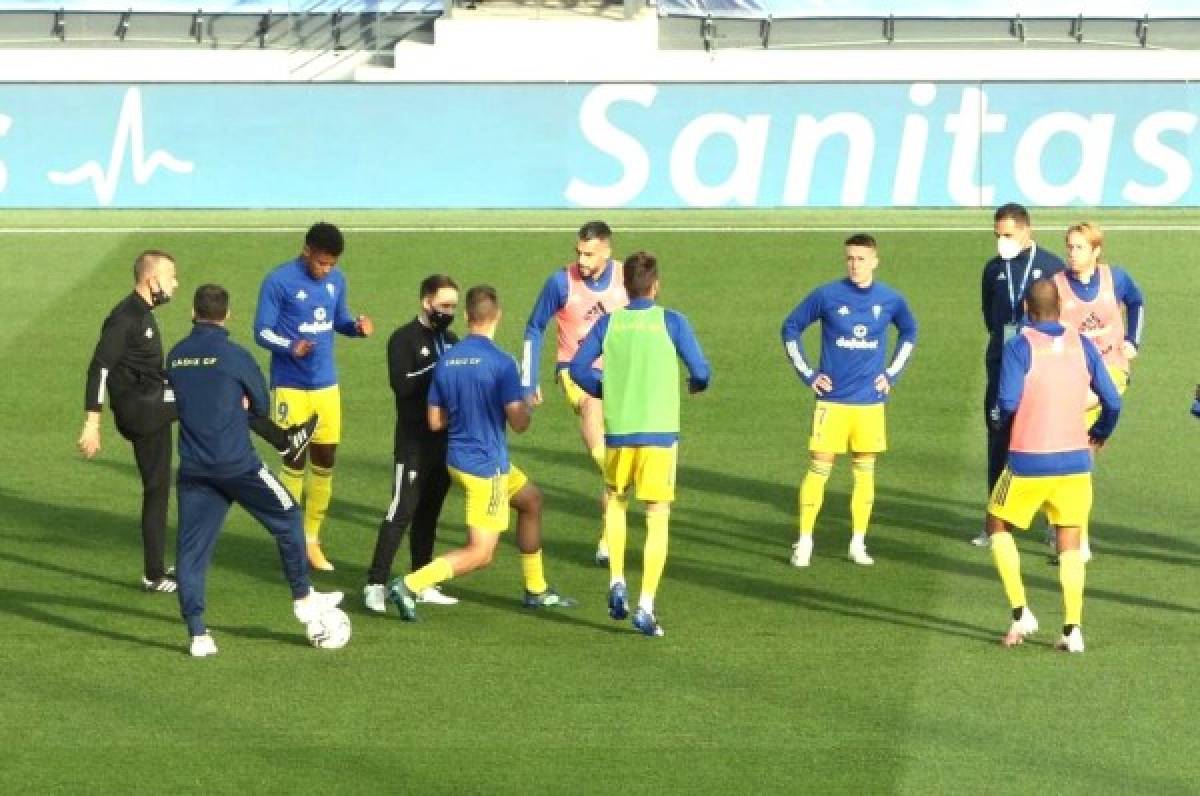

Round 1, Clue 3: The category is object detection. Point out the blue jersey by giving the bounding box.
[781,278,918,405]
[1059,264,1145,348]
[428,334,524,478]
[569,298,711,447]
[167,323,270,479]
[253,257,361,389]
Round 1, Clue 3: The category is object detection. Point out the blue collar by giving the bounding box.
[626,298,656,310]
[191,322,230,338]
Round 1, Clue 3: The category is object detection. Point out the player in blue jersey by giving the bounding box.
[522,221,628,566]
[781,234,918,568]
[388,285,574,621]
[168,284,343,657]
[253,222,373,572]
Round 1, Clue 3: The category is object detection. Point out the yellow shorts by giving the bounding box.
[1084,365,1129,429]
[988,468,1092,529]
[273,386,341,445]
[605,445,677,503]
[557,368,591,415]
[448,464,530,533]
[809,401,886,455]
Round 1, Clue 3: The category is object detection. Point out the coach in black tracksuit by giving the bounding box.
[365,275,460,603]
[79,251,180,591]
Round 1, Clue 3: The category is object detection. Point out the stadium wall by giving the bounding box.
[1,81,1197,209]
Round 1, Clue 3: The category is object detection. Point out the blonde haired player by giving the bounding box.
[1053,222,1144,562]
[522,221,628,565]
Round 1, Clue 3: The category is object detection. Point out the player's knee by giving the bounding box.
[309,444,337,469]
[513,483,543,515]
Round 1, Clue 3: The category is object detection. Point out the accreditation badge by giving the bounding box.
[1003,322,1020,343]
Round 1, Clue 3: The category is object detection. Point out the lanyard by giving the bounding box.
[433,332,445,358]
[1005,243,1037,320]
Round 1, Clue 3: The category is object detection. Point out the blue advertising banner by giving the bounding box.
[0,82,1196,208]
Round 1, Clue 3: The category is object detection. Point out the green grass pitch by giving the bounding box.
[2,209,1198,793]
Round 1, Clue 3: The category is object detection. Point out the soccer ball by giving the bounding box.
[305,608,352,650]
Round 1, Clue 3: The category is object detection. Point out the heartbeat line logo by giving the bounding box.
[47,87,193,206]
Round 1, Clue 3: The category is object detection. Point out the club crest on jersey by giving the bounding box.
[296,290,307,301]
[144,327,154,338]
[420,346,430,357]
[1032,269,1042,279]
[837,305,850,315]
[408,470,419,483]
[853,324,868,338]
[996,272,1007,281]
[326,284,336,297]
[872,305,881,319]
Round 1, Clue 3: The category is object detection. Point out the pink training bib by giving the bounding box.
[1055,265,1127,371]
[1009,327,1091,455]
[555,262,628,366]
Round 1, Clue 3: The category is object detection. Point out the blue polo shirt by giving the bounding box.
[428,334,524,478]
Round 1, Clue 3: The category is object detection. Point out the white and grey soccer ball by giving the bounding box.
[306,608,352,650]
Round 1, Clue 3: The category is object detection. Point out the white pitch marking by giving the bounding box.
[3,224,1200,233]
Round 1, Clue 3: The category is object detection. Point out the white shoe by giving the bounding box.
[363,584,387,614]
[1002,608,1039,647]
[1056,626,1085,653]
[970,531,991,548]
[848,544,874,566]
[294,589,344,623]
[1079,540,1093,564]
[190,633,218,657]
[594,541,610,567]
[790,536,813,568]
[416,586,459,606]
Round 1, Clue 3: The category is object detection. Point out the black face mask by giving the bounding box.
[149,286,172,307]
[428,309,454,332]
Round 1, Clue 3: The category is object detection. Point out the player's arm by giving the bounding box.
[233,346,272,419]
[665,310,711,394]
[333,273,372,337]
[427,363,448,432]
[1083,336,1122,445]
[253,275,309,357]
[880,297,918,391]
[78,314,133,457]
[992,335,1031,431]
[1114,267,1144,358]
[501,356,532,432]
[780,293,821,387]
[520,271,568,398]
[568,316,608,399]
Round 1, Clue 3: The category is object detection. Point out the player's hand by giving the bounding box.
[292,339,315,357]
[811,373,833,396]
[874,373,891,395]
[1121,340,1138,361]
[525,387,543,408]
[77,421,101,459]
[356,315,374,337]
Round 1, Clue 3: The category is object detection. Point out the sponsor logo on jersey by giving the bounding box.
[297,320,334,334]
[835,336,880,350]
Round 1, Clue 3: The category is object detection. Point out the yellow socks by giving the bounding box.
[990,531,1027,610]
[605,492,629,583]
[799,460,833,536]
[1059,549,1086,626]
[640,509,670,609]
[304,465,333,542]
[850,458,875,535]
[520,551,549,594]
[404,556,454,594]
[280,465,305,505]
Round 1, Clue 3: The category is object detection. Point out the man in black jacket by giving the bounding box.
[364,275,460,612]
[78,250,181,592]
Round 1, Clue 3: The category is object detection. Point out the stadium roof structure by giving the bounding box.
[657,0,1200,51]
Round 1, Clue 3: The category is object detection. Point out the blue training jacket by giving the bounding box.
[167,323,271,479]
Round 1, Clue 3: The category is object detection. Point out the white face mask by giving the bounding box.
[996,237,1024,261]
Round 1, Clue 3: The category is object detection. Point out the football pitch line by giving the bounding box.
[5,224,1200,233]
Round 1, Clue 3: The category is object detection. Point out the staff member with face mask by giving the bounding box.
[364,275,462,613]
[972,203,1065,548]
